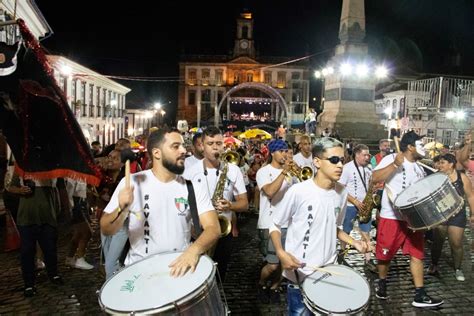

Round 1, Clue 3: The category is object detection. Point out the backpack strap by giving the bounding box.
[186,180,202,237]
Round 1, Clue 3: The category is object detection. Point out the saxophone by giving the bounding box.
[358,180,381,223]
[211,159,232,238]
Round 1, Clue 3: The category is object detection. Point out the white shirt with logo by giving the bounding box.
[374,154,425,220]
[256,164,295,229]
[104,170,213,265]
[184,161,247,221]
[272,180,347,283]
[339,161,372,206]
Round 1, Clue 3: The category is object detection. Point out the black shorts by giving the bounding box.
[444,206,467,228]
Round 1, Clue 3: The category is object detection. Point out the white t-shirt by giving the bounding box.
[293,152,313,170]
[256,164,295,229]
[104,170,214,265]
[339,161,372,206]
[272,180,347,283]
[374,154,425,220]
[184,155,202,171]
[309,112,316,122]
[184,161,247,222]
[240,163,250,186]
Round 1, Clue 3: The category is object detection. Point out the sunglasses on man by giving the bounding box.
[320,156,345,165]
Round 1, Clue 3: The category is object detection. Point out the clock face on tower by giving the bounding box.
[240,40,249,49]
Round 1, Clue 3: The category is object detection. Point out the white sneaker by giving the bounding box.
[35,259,45,270]
[74,257,94,270]
[455,269,465,281]
[65,256,76,267]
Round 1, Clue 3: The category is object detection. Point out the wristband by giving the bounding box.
[348,238,354,246]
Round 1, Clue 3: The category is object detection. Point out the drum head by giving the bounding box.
[302,265,370,314]
[99,252,214,314]
[394,173,448,207]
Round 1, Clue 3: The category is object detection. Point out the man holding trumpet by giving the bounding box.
[100,128,220,277]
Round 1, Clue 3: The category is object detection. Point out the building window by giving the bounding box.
[215,70,223,86]
[458,130,466,143]
[442,130,452,146]
[292,92,301,102]
[277,72,286,88]
[71,79,77,102]
[188,90,196,106]
[201,89,211,102]
[217,91,223,105]
[427,129,435,139]
[188,69,197,85]
[264,72,271,84]
[202,69,210,86]
[242,26,249,39]
[234,72,240,84]
[291,72,300,80]
[246,72,253,82]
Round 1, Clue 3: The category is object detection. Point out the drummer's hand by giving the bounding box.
[354,200,365,211]
[394,153,404,168]
[169,248,200,277]
[118,185,134,210]
[353,240,368,254]
[276,250,301,270]
[365,241,375,253]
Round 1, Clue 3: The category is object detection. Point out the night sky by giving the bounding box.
[36,0,474,120]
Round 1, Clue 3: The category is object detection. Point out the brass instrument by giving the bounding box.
[211,151,240,238]
[358,180,381,223]
[288,162,313,181]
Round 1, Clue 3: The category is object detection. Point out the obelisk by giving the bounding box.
[318,0,385,140]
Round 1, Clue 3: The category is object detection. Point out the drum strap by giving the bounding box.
[353,160,368,192]
[186,180,202,237]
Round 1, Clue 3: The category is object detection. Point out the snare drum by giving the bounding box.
[394,173,463,230]
[301,264,370,315]
[98,252,225,315]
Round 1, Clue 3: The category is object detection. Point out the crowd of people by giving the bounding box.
[2,124,473,315]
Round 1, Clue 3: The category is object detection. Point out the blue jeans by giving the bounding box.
[287,284,313,316]
[342,205,372,234]
[101,221,129,279]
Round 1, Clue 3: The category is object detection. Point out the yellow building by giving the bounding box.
[177,12,310,128]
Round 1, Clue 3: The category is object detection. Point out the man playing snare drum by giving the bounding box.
[372,131,443,307]
[100,128,220,277]
[270,137,370,315]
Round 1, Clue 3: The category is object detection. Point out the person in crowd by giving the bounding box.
[100,128,220,277]
[256,139,295,304]
[91,141,103,158]
[293,135,314,174]
[372,131,443,308]
[270,137,369,315]
[428,154,474,281]
[338,144,377,272]
[371,139,391,168]
[184,132,204,170]
[183,126,248,281]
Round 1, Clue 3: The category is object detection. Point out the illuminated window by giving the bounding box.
[277,72,286,88]
[264,72,271,84]
[188,69,197,85]
[246,72,253,82]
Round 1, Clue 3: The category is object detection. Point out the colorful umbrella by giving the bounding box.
[224,136,242,146]
[189,127,203,133]
[238,128,272,140]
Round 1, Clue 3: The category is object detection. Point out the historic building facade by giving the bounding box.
[177,12,310,128]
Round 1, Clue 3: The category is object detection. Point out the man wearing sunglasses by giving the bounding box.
[269,137,369,315]
[371,131,443,308]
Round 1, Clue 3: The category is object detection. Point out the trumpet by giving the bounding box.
[288,162,313,181]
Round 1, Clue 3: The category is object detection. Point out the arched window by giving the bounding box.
[242,26,249,39]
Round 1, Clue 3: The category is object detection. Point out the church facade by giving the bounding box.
[177,12,310,128]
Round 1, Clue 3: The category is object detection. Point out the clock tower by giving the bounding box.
[233,12,255,58]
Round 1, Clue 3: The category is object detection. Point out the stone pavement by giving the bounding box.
[0,213,472,315]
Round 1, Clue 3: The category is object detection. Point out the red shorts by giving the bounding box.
[376,218,424,261]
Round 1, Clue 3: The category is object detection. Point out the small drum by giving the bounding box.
[301,264,370,315]
[98,252,225,315]
[394,173,463,230]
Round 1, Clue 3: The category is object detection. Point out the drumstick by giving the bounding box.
[393,136,401,153]
[307,266,348,278]
[416,161,438,173]
[125,160,131,188]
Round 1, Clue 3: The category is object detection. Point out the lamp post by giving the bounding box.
[154,102,162,127]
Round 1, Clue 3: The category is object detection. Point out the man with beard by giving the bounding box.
[184,132,204,170]
[372,131,443,307]
[270,138,369,315]
[183,126,248,281]
[100,128,220,276]
[371,139,391,168]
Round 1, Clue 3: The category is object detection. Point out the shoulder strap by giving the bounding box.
[186,180,202,236]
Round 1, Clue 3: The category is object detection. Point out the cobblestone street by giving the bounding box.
[0,213,472,315]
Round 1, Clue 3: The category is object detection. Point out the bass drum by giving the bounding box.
[98,252,226,315]
[301,264,371,315]
[394,173,463,230]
